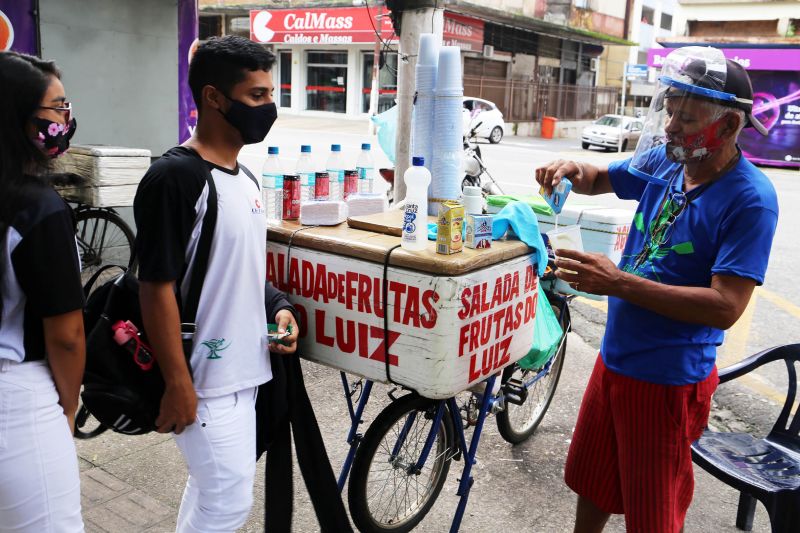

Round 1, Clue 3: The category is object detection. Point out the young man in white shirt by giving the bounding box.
[134,36,298,531]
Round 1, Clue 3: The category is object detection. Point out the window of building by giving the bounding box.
[688,19,778,37]
[306,51,348,113]
[660,13,673,31]
[362,52,398,114]
[279,51,291,109]
[637,50,649,65]
[227,17,250,38]
[642,6,655,26]
[199,15,222,40]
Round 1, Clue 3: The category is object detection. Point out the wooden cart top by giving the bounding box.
[266,210,533,277]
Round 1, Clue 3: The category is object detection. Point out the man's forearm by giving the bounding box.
[612,272,741,330]
[140,282,193,385]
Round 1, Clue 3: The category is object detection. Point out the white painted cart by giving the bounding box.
[267,212,572,533]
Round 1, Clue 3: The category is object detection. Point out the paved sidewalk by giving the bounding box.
[75,326,774,532]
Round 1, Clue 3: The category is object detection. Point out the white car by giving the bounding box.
[462,97,506,144]
[581,115,643,152]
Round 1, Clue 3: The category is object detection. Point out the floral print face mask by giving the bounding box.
[32,117,77,158]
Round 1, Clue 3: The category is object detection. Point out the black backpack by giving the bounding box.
[81,177,217,435]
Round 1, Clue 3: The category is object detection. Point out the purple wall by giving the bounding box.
[1,1,38,55]
[178,0,198,143]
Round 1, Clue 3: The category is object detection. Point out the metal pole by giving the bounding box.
[619,61,627,153]
[394,7,444,204]
[368,5,383,135]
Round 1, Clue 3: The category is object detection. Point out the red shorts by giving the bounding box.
[564,355,718,533]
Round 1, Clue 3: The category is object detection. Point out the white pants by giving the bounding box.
[0,359,83,533]
[173,387,258,533]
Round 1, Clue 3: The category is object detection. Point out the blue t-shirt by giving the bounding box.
[603,146,778,385]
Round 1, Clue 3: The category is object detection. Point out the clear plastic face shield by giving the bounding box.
[629,47,736,184]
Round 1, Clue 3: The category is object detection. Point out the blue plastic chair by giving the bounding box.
[692,344,800,533]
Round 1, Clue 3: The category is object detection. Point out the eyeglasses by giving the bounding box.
[39,102,72,122]
[651,190,689,246]
[631,190,690,269]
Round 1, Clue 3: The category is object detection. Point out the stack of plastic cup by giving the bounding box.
[413,33,439,195]
[430,46,464,215]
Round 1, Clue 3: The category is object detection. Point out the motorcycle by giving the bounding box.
[378,121,504,206]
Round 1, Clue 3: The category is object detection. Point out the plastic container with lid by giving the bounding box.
[462,185,483,215]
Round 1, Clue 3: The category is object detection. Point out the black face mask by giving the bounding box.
[32,117,77,158]
[219,95,277,144]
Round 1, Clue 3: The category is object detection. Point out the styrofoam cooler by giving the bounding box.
[537,205,633,264]
[266,242,542,399]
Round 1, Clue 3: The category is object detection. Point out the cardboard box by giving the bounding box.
[436,201,464,255]
[465,214,493,249]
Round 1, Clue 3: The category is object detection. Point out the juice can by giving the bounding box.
[344,170,359,201]
[436,201,464,255]
[314,171,330,201]
[282,174,301,220]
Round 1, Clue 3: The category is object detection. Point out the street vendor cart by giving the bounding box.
[266,211,571,533]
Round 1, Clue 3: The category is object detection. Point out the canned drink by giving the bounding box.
[344,170,359,201]
[282,174,301,220]
[314,172,330,201]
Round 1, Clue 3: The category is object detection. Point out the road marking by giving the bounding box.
[757,287,800,319]
[574,292,787,407]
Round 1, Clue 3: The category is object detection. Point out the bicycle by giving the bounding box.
[73,203,136,288]
[337,273,572,533]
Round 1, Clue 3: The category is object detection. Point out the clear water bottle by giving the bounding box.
[296,145,315,202]
[401,157,431,252]
[356,143,375,194]
[261,146,283,222]
[326,144,344,201]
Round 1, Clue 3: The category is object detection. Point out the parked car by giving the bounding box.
[581,114,643,151]
[462,97,505,144]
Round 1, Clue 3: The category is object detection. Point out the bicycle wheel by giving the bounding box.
[496,302,569,444]
[348,394,455,533]
[75,209,135,287]
[73,403,108,440]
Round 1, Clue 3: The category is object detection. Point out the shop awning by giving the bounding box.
[446,1,637,47]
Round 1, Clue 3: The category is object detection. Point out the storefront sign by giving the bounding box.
[625,64,648,78]
[250,7,395,45]
[648,47,800,168]
[0,2,37,55]
[647,47,800,72]
[443,13,484,53]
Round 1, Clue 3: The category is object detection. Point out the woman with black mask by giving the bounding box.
[0,51,84,532]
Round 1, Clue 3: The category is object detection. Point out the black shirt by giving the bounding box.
[0,179,84,362]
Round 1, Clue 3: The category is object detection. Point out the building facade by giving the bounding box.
[199,0,633,124]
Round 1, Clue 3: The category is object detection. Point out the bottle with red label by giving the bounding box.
[314,171,330,201]
[343,169,359,201]
[283,174,301,220]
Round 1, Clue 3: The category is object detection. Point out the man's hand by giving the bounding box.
[535,159,611,196]
[271,309,299,355]
[554,248,623,296]
[156,379,197,434]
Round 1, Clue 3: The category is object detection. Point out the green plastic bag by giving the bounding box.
[486,194,554,217]
[518,283,563,370]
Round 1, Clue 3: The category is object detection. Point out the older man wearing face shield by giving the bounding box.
[536,47,779,532]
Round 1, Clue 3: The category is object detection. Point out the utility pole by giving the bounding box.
[388,0,444,203]
[367,4,383,135]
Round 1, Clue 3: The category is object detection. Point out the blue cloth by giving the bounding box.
[491,202,548,277]
[603,146,779,385]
